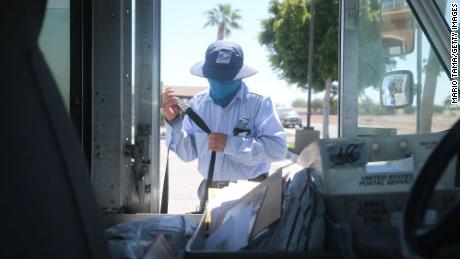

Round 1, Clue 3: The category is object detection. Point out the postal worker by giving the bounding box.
[162,41,287,201]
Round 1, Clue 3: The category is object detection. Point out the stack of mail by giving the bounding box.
[199,167,326,253]
[204,171,284,251]
[254,167,326,252]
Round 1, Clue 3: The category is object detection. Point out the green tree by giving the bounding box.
[358,0,395,91]
[432,105,445,115]
[403,106,416,114]
[419,0,447,132]
[311,98,323,111]
[294,98,336,114]
[292,98,308,108]
[204,3,242,40]
[330,98,338,115]
[259,0,338,138]
[358,95,395,115]
[420,47,444,131]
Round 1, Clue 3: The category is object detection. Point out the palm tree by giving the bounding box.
[204,3,242,40]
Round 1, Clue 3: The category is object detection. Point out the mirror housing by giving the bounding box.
[380,70,414,108]
[380,0,415,57]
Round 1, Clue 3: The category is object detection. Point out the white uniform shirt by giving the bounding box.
[165,83,287,181]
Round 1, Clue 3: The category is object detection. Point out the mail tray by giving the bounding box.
[183,215,338,259]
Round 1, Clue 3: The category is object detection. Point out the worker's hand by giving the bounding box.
[208,133,227,152]
[162,87,181,122]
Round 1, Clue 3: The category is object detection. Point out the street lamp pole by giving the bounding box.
[306,0,315,129]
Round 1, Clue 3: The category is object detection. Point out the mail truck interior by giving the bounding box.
[2,0,460,258]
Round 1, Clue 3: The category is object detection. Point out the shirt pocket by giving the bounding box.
[233,116,255,138]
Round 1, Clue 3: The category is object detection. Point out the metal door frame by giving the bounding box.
[338,0,452,137]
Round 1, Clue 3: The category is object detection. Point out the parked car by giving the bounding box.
[277,108,302,128]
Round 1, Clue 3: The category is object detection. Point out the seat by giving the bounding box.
[0,1,110,258]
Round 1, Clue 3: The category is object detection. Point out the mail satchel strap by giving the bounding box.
[176,100,215,213]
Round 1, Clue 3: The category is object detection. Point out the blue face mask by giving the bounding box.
[208,79,242,107]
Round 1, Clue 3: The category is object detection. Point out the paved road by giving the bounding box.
[283,123,339,142]
[159,139,202,214]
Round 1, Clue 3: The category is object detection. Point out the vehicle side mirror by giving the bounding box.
[380,0,415,57]
[380,70,414,108]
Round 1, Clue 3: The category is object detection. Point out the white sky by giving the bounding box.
[161,0,453,107]
[161,0,319,107]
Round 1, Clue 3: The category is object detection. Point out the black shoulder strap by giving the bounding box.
[160,106,216,214]
[199,150,216,213]
[180,107,216,213]
[160,149,169,213]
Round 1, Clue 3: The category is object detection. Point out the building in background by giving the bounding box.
[165,85,207,100]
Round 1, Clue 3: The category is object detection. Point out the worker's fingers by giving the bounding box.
[164,104,180,116]
[171,105,180,114]
[162,87,175,95]
[163,96,179,107]
[162,96,179,109]
[161,91,180,122]
[161,89,176,101]
[163,104,179,120]
[208,133,226,140]
[170,96,180,104]
[208,133,227,152]
[161,88,176,103]
[208,143,224,152]
[208,143,217,151]
[164,105,179,114]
